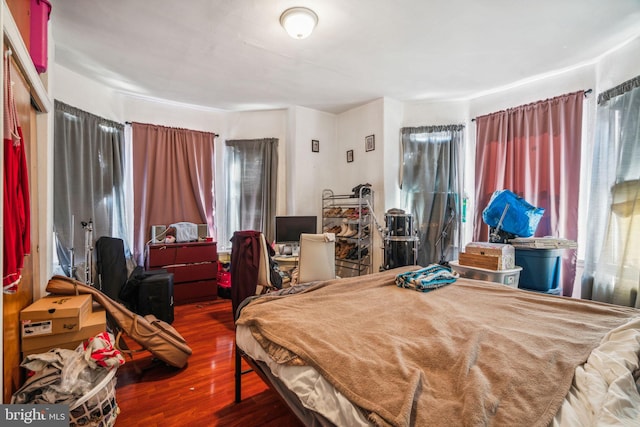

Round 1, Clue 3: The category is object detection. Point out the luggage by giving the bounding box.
[95,236,128,302]
[46,275,192,369]
[137,271,174,324]
[120,266,174,324]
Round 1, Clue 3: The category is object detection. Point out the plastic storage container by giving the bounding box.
[449,261,521,288]
[515,247,562,291]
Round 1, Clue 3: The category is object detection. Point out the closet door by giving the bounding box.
[2,54,36,404]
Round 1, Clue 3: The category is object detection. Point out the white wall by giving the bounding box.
[334,99,385,270]
[336,99,384,194]
[596,36,640,96]
[288,106,337,221]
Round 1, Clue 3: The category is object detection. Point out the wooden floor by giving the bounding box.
[113,298,305,427]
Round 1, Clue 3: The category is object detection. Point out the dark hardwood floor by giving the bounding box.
[113,298,304,427]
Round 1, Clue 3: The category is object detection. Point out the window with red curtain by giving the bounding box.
[131,123,216,266]
[473,91,584,296]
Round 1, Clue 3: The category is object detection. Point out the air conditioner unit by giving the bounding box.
[197,224,208,240]
[150,225,167,242]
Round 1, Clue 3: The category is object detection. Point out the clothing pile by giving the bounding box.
[11,332,124,406]
[395,264,459,292]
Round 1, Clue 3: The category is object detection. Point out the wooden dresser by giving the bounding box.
[146,241,218,304]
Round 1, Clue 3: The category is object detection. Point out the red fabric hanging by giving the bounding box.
[3,55,31,293]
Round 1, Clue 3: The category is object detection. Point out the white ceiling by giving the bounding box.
[51,0,640,114]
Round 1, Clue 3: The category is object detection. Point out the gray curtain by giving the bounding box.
[53,101,129,279]
[223,138,278,245]
[400,125,464,266]
[582,75,640,308]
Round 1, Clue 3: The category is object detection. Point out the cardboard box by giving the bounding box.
[22,309,106,352]
[22,340,83,357]
[462,242,515,270]
[20,294,92,337]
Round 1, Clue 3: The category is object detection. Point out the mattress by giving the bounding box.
[237,317,640,426]
[236,274,640,426]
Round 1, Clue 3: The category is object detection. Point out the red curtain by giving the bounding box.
[132,123,216,265]
[473,91,583,296]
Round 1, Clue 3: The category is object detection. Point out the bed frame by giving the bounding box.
[235,344,331,426]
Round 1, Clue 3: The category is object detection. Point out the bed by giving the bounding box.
[235,265,640,426]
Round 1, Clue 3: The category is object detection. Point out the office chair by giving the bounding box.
[297,233,336,283]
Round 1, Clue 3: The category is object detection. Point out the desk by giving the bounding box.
[273,256,299,286]
[273,255,299,264]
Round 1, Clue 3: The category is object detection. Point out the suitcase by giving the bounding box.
[137,271,175,324]
[95,236,128,302]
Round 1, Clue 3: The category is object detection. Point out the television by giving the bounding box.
[275,216,317,244]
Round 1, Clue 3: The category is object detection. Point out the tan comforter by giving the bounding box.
[236,266,640,427]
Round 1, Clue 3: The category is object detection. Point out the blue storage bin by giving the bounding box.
[515,248,562,291]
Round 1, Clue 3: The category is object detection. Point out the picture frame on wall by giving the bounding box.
[346,149,354,163]
[312,139,320,152]
[365,134,375,152]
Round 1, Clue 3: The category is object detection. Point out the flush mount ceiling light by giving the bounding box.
[279,7,318,39]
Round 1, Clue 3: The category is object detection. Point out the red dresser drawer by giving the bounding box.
[146,245,177,268]
[166,262,216,283]
[174,243,217,264]
[174,280,217,305]
[145,241,218,304]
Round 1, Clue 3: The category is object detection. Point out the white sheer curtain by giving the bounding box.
[582,75,640,308]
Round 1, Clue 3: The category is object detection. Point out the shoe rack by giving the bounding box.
[322,187,373,277]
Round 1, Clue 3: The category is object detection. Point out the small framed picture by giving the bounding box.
[311,139,320,152]
[365,134,375,152]
[346,149,354,163]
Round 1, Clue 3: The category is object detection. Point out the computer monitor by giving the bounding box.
[274,216,317,244]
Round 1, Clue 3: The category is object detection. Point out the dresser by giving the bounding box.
[146,241,218,304]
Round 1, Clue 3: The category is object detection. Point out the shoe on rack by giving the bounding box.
[339,242,355,258]
[343,224,358,238]
[336,223,349,237]
[342,208,356,217]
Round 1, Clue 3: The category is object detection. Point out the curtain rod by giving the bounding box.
[124,121,219,137]
[470,89,592,122]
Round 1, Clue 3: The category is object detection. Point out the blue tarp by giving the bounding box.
[482,190,544,237]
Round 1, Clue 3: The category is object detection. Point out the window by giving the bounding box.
[222,138,278,249]
[53,101,129,279]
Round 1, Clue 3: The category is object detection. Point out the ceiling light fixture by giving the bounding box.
[279,7,318,39]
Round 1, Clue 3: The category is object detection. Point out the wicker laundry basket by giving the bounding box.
[69,368,119,427]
